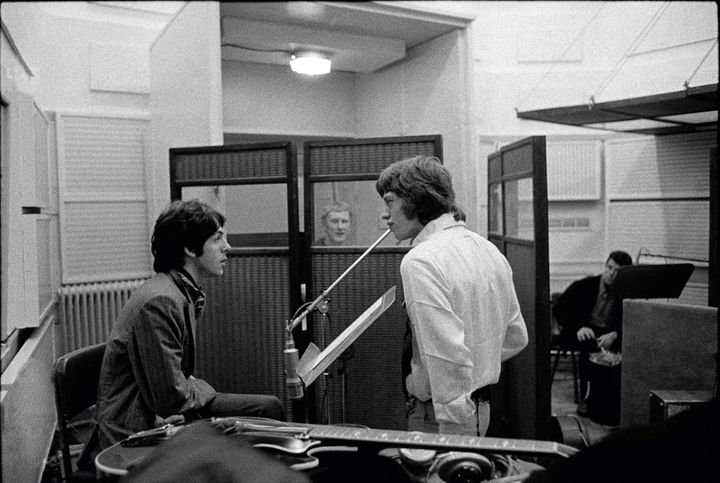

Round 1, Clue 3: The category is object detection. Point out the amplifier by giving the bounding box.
[649,390,713,423]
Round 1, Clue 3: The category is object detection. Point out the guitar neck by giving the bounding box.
[304,424,578,458]
[213,418,577,459]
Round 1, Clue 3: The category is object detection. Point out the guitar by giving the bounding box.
[210,417,579,459]
[95,417,578,478]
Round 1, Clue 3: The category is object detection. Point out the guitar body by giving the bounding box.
[549,415,592,449]
[96,417,578,481]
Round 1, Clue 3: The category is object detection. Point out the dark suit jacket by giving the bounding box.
[94,270,217,450]
[552,275,623,349]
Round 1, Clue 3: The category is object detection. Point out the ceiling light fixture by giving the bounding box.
[289,51,331,76]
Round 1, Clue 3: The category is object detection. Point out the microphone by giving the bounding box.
[284,335,304,399]
[283,229,391,401]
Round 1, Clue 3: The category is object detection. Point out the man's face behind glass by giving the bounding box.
[323,210,351,245]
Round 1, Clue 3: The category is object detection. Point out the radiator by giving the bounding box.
[58,279,147,353]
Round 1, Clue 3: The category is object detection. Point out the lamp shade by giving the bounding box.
[289,51,331,76]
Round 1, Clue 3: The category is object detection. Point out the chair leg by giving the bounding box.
[551,350,561,380]
[571,352,580,403]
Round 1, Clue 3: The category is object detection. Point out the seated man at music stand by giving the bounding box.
[82,200,285,464]
[552,250,632,417]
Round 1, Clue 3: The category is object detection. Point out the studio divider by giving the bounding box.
[168,135,443,429]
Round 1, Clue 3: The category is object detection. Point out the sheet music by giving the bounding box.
[297,286,396,387]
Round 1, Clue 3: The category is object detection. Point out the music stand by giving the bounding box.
[297,286,396,388]
[611,263,695,300]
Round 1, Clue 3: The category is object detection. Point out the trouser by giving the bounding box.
[578,326,619,400]
[407,391,490,436]
[195,392,286,421]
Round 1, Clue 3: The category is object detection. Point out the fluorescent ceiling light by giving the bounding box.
[290,51,331,76]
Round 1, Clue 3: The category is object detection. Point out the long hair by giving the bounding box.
[151,199,226,273]
[376,155,455,225]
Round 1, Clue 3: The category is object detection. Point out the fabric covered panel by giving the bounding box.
[57,113,151,283]
[195,253,291,415]
[308,140,437,176]
[173,148,288,182]
[621,299,717,427]
[62,202,152,283]
[311,250,407,429]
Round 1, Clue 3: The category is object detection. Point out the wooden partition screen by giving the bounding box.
[487,137,550,440]
[169,143,301,418]
[303,135,442,429]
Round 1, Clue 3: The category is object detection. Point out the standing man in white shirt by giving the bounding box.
[376,155,529,436]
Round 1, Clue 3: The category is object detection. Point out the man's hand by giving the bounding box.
[154,414,186,427]
[576,327,596,341]
[596,331,618,350]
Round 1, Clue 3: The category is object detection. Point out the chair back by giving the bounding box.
[53,342,107,480]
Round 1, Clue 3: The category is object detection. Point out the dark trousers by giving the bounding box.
[196,393,286,421]
[577,327,619,400]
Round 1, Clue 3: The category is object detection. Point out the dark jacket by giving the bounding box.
[94,270,217,450]
[552,275,623,349]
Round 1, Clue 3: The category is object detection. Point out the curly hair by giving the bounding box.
[375,155,455,225]
[151,199,226,273]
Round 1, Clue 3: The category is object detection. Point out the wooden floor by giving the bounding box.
[551,355,616,446]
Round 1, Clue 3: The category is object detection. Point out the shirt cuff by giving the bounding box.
[434,392,475,425]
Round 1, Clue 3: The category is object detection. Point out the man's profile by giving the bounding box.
[88,199,284,455]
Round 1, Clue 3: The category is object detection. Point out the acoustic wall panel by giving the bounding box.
[195,252,291,413]
[608,200,709,262]
[173,147,288,182]
[308,139,438,176]
[606,132,714,198]
[62,202,152,283]
[546,140,601,200]
[57,113,152,283]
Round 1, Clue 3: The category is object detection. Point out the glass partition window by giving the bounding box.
[489,182,503,235]
[181,184,288,247]
[504,178,534,240]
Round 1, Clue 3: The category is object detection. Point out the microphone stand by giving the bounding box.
[286,228,391,423]
[287,228,391,333]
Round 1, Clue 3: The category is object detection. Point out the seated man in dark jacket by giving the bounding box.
[552,250,632,416]
[87,200,285,457]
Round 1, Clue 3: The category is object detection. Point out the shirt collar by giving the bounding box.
[176,267,206,314]
[412,213,465,246]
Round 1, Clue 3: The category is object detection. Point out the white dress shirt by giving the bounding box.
[401,213,528,427]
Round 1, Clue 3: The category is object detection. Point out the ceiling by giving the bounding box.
[219,2,474,73]
[516,83,718,136]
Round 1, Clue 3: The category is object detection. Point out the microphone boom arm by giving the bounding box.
[287,228,391,334]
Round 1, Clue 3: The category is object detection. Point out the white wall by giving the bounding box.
[2,8,58,480]
[2,2,164,114]
[222,61,356,138]
[149,1,224,218]
[1,4,177,480]
[438,1,717,292]
[467,1,717,115]
[355,29,475,228]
